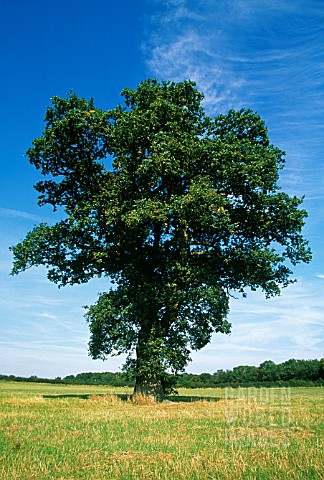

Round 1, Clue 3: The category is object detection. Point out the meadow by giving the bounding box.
[0,382,322,479]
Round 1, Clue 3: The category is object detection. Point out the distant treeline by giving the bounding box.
[1,358,324,388]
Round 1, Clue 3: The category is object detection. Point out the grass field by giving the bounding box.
[0,382,323,479]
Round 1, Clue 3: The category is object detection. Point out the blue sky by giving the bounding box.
[1,0,323,378]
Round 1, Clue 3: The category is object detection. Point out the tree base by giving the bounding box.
[134,377,165,402]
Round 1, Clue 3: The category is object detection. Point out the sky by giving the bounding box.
[0,0,323,378]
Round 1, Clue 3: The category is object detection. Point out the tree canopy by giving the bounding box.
[11,79,311,399]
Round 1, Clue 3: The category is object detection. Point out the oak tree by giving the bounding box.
[11,79,311,400]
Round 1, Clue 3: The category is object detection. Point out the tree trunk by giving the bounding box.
[134,374,164,402]
[133,329,165,402]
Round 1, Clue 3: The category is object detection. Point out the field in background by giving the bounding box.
[0,382,323,479]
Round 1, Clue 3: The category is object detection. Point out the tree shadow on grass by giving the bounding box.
[43,393,221,403]
[43,394,92,400]
[43,393,134,401]
[165,395,221,403]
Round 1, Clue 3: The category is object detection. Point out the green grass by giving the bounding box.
[0,382,323,479]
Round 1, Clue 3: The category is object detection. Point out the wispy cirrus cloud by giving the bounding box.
[143,1,243,111]
[143,0,324,196]
[0,340,123,378]
[190,277,324,372]
[0,207,44,222]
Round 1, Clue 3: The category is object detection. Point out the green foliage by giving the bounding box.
[11,79,311,397]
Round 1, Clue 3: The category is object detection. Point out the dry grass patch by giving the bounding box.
[0,383,323,479]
